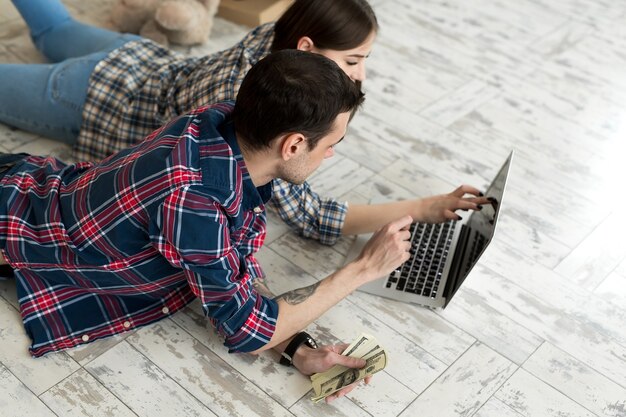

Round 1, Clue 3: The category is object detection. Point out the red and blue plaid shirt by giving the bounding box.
[0,103,281,357]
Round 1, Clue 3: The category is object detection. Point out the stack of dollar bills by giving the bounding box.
[310,333,387,403]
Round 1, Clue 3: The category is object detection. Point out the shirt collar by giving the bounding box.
[217,112,273,210]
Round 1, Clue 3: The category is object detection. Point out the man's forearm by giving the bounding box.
[251,260,373,353]
[251,215,413,354]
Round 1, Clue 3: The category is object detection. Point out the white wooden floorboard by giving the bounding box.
[84,341,217,417]
[171,304,313,409]
[436,286,544,365]
[0,363,56,417]
[2,0,626,415]
[554,212,626,290]
[474,397,526,417]
[0,298,80,396]
[39,368,137,417]
[594,270,626,309]
[523,343,626,417]
[350,290,476,366]
[464,261,626,386]
[495,368,597,417]
[289,395,372,417]
[398,342,516,417]
[126,319,295,417]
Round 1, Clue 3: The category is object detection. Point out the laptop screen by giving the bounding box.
[443,151,513,307]
[466,152,512,240]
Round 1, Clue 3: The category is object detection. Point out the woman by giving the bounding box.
[0,0,487,243]
[1,0,376,160]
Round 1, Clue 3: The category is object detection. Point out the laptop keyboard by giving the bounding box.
[385,220,457,298]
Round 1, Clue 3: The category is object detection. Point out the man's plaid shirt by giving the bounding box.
[76,23,348,246]
[0,103,342,357]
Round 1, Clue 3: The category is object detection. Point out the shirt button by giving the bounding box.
[81,334,90,342]
[253,206,262,214]
[162,307,170,314]
[123,321,131,328]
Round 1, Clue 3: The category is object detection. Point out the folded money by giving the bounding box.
[310,333,387,403]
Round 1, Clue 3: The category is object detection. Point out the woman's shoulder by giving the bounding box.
[195,22,274,67]
[240,22,276,48]
[105,38,182,65]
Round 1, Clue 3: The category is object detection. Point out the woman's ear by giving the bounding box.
[280,133,307,161]
[296,36,315,52]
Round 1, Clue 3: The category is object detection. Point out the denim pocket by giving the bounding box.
[49,54,104,112]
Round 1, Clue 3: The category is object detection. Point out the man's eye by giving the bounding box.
[346,61,358,66]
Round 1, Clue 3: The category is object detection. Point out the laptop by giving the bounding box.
[346,151,514,309]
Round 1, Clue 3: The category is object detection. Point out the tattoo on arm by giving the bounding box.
[252,277,276,298]
[275,282,321,305]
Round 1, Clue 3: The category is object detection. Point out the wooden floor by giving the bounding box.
[1,0,626,416]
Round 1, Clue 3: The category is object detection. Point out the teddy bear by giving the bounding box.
[110,0,220,46]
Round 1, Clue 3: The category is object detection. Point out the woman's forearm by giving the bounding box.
[342,200,420,235]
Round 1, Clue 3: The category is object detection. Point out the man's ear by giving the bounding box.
[280,133,307,161]
[296,36,315,52]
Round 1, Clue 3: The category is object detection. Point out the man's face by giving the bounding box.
[278,111,350,184]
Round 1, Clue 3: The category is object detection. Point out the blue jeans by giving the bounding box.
[0,0,140,145]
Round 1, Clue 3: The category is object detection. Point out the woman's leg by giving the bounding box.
[0,53,105,145]
[11,0,141,62]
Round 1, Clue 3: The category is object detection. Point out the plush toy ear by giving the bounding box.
[155,0,196,30]
[153,0,215,45]
[110,0,161,33]
[139,19,170,46]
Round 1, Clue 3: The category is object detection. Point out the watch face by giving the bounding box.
[307,337,318,349]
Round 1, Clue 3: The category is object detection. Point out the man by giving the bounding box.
[0,50,414,401]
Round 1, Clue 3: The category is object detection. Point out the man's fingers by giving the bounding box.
[327,382,359,402]
[387,215,413,232]
[326,377,372,403]
[333,354,366,369]
[333,343,349,353]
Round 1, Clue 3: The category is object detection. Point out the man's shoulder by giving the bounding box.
[152,102,234,142]
[189,102,235,119]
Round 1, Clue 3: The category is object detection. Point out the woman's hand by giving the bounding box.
[293,343,373,403]
[416,184,490,223]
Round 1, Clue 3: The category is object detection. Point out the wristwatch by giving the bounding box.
[279,331,318,366]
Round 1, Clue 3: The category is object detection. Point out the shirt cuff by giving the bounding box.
[222,295,279,353]
[316,198,348,246]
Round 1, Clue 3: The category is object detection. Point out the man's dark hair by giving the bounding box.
[232,50,365,151]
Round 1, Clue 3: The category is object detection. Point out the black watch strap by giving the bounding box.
[279,331,318,366]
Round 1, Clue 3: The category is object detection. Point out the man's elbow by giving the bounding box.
[247,342,273,355]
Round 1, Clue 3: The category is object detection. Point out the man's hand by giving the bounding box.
[355,215,413,280]
[416,184,490,223]
[292,343,373,403]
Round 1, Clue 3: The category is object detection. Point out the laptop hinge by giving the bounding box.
[442,224,470,308]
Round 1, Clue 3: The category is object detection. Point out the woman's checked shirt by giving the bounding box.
[0,104,344,357]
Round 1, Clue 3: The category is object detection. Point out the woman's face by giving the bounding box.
[297,31,377,82]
